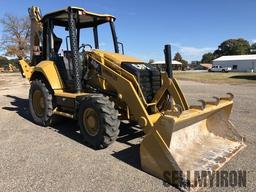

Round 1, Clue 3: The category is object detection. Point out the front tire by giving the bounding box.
[29,80,53,126]
[78,95,120,149]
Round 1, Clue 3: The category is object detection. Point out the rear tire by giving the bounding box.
[78,94,120,149]
[29,80,53,126]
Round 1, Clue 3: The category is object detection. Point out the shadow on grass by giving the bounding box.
[2,94,143,170]
[230,74,256,80]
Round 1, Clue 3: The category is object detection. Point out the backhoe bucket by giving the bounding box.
[140,94,245,189]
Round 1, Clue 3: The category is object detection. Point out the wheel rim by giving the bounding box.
[83,108,99,136]
[32,90,45,117]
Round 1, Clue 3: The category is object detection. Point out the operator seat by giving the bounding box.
[53,33,62,54]
[52,33,76,92]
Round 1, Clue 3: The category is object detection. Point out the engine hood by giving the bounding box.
[92,49,143,65]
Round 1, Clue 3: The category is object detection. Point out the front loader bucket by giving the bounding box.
[140,94,245,189]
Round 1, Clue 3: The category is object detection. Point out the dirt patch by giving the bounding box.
[0,80,8,86]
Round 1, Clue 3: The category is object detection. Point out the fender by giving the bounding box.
[32,60,64,90]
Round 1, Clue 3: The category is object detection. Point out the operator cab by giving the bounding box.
[33,7,120,92]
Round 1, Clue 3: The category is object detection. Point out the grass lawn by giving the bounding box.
[174,71,256,84]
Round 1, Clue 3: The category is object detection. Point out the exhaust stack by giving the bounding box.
[164,44,173,78]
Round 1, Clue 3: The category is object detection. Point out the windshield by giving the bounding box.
[79,22,118,53]
[50,21,119,57]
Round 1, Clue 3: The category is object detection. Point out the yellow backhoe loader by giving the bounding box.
[19,6,245,189]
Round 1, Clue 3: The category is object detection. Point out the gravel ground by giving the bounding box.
[0,73,255,192]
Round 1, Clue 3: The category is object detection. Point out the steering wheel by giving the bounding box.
[79,44,92,68]
[79,44,93,51]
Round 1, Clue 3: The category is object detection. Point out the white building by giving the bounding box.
[152,60,182,71]
[213,55,256,72]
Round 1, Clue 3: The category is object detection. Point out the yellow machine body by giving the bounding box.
[19,6,246,189]
[20,49,245,186]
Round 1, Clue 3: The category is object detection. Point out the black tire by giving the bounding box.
[78,95,120,149]
[29,80,53,126]
[222,69,226,73]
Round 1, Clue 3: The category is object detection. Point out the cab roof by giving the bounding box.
[42,6,116,28]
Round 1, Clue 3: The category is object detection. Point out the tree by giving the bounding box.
[173,52,182,62]
[251,43,256,54]
[148,59,155,64]
[214,38,250,57]
[173,52,187,70]
[201,52,215,63]
[0,56,9,68]
[213,49,222,58]
[181,59,188,70]
[0,14,30,59]
[9,58,19,68]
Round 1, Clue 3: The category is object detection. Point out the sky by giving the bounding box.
[0,0,256,62]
